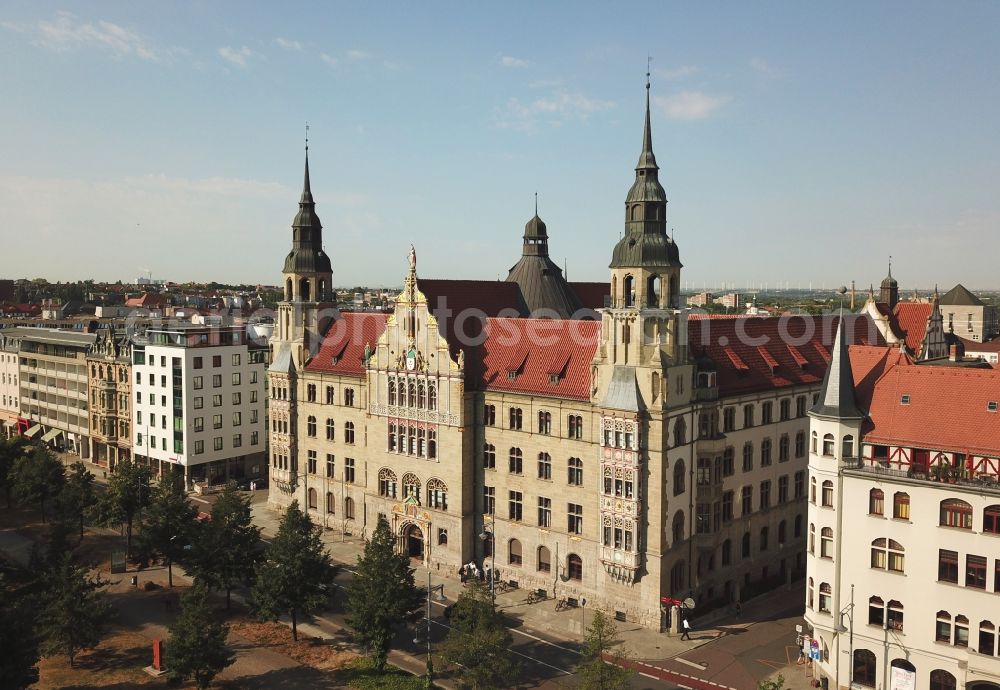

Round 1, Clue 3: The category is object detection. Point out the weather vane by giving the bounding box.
[305,122,309,151]
[646,55,652,87]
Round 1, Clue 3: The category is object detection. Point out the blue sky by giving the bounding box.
[2,2,999,291]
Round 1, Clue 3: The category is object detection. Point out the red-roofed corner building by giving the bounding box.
[265,87,886,631]
[805,321,1000,690]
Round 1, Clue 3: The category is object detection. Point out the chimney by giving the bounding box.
[949,344,958,362]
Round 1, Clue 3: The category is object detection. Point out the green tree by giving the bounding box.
[188,482,261,608]
[0,437,28,508]
[167,582,235,689]
[758,675,785,690]
[251,501,333,641]
[440,578,520,690]
[576,610,633,690]
[137,472,199,586]
[57,461,96,540]
[12,446,65,522]
[345,515,424,670]
[0,573,40,689]
[37,554,114,667]
[92,458,150,556]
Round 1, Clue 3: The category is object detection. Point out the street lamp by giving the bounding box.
[835,583,855,688]
[478,517,496,607]
[413,571,447,685]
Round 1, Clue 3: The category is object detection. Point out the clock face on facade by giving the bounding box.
[406,349,417,371]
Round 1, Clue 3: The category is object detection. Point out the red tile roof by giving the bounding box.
[863,365,1000,456]
[417,279,527,355]
[568,281,610,310]
[479,318,600,401]
[848,345,912,410]
[126,293,166,308]
[306,312,388,377]
[961,336,1000,353]
[686,315,883,397]
[891,302,932,355]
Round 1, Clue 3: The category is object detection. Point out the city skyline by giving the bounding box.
[3,2,1000,289]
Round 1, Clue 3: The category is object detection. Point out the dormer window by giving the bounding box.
[989,401,998,412]
[549,374,560,385]
[507,370,517,381]
[900,395,910,405]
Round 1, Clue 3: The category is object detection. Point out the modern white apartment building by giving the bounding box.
[805,321,1000,690]
[132,325,268,485]
[1,330,22,437]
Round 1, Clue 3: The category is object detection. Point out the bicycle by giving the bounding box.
[555,597,570,612]
[495,580,511,594]
[525,589,547,604]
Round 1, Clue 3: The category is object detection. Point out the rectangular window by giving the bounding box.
[194,417,204,432]
[762,402,773,424]
[307,450,317,474]
[759,480,771,509]
[344,458,355,483]
[794,471,805,499]
[232,372,241,386]
[538,497,551,527]
[212,394,222,407]
[250,431,258,445]
[212,374,221,388]
[743,404,754,428]
[233,434,242,448]
[344,388,355,406]
[232,353,240,366]
[484,404,495,426]
[538,454,551,480]
[509,407,522,430]
[326,454,335,478]
[212,355,221,367]
[742,485,752,516]
[194,439,204,454]
[722,491,734,522]
[232,392,241,406]
[778,475,789,504]
[484,486,495,515]
[193,396,203,409]
[213,436,223,451]
[508,491,523,521]
[250,390,257,403]
[567,503,583,534]
[193,376,203,390]
[723,407,735,432]
[213,414,222,429]
[938,549,959,583]
[250,409,258,424]
[967,554,988,589]
[232,411,242,426]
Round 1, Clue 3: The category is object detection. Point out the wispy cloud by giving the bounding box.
[750,57,782,79]
[656,65,700,80]
[498,54,529,68]
[218,45,255,68]
[320,52,338,68]
[274,37,302,51]
[2,11,169,62]
[346,48,370,61]
[496,91,615,131]
[654,91,727,120]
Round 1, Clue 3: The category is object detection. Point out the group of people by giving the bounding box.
[459,561,499,585]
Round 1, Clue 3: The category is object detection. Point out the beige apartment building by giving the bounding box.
[266,87,878,628]
[86,326,133,468]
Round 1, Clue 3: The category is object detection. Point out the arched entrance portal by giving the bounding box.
[969,684,1000,690]
[404,524,424,559]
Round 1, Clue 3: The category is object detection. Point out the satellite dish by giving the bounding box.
[683,597,696,610]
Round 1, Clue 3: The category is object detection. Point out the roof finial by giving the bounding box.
[534,191,538,216]
[888,254,892,278]
[305,122,309,152]
[637,58,656,168]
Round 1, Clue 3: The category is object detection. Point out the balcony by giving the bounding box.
[845,459,1000,496]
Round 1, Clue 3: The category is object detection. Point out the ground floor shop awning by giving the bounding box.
[23,424,42,438]
[41,428,64,443]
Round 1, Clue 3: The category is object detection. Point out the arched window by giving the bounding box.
[820,527,833,557]
[307,488,317,510]
[299,277,310,302]
[427,478,448,510]
[388,380,396,406]
[868,596,884,626]
[537,545,551,572]
[326,491,335,514]
[402,473,421,502]
[842,434,855,458]
[929,670,956,690]
[742,531,751,558]
[935,611,952,642]
[623,275,635,307]
[822,433,835,456]
[940,498,973,529]
[822,480,833,506]
[567,553,583,581]
[778,519,787,543]
[853,650,876,687]
[672,510,685,543]
[438,530,447,546]
[344,496,355,519]
[893,492,910,519]
[647,275,661,307]
[811,430,818,453]
[794,514,803,538]
[673,418,686,447]
[984,504,1000,534]
[508,538,522,566]
[721,538,731,566]
[955,615,970,647]
[979,620,995,656]
[378,468,397,498]
[760,526,769,551]
[807,577,814,608]
[673,460,686,495]
[870,537,905,572]
[417,383,426,409]
[408,382,416,408]
[869,488,884,515]
[887,600,904,631]
[285,278,292,301]
[810,477,817,503]
[818,583,831,612]
[428,383,437,411]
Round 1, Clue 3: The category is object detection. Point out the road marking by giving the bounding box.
[674,656,707,670]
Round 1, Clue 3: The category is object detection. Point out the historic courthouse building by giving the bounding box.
[266,82,878,628]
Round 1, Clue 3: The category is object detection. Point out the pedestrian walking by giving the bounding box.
[734,601,742,618]
[681,617,692,640]
[459,565,467,583]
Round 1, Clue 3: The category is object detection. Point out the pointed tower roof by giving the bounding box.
[636,74,657,170]
[506,200,583,318]
[880,258,897,288]
[810,316,864,420]
[284,146,332,275]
